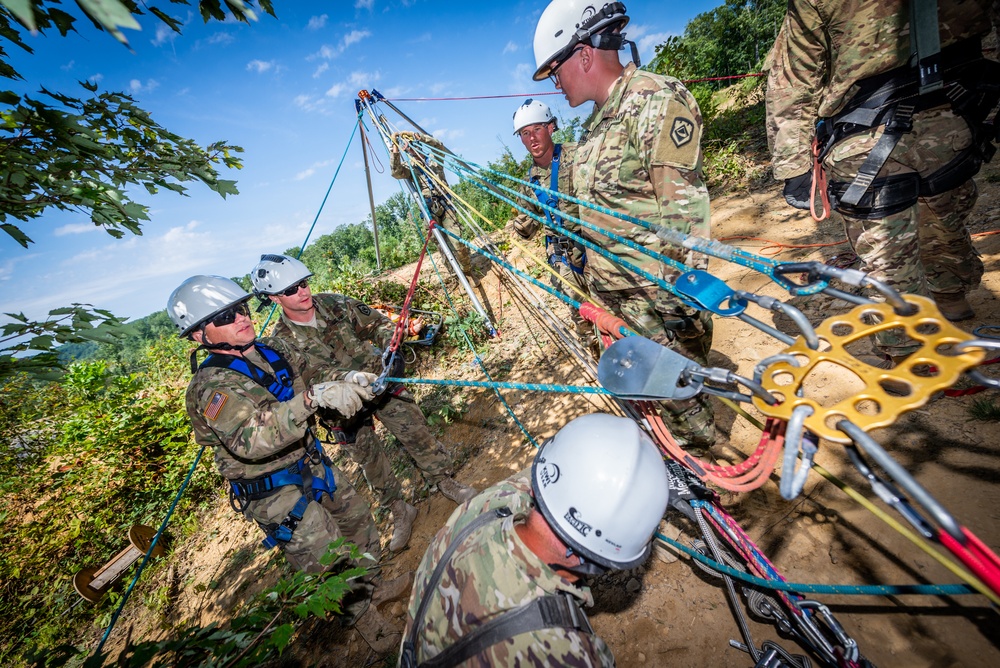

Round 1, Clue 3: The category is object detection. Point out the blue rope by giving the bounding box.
[656,531,976,597]
[259,114,363,334]
[95,444,209,656]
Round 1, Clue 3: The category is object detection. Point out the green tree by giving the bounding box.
[0,0,276,378]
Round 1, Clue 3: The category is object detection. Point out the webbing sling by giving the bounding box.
[200,343,295,402]
[530,144,585,275]
[401,506,596,668]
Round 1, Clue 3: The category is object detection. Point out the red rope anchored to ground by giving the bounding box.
[386,220,438,356]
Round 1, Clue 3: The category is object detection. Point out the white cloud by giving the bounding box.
[348,70,380,87]
[325,83,346,98]
[295,168,316,181]
[355,0,374,9]
[246,59,275,74]
[312,63,330,78]
[341,29,371,50]
[206,32,235,46]
[152,24,176,47]
[60,60,74,71]
[628,25,673,66]
[380,85,409,98]
[307,14,328,30]
[502,41,518,55]
[88,73,103,84]
[428,82,449,95]
[128,79,160,94]
[54,223,99,237]
[433,128,466,143]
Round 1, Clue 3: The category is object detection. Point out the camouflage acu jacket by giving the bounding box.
[185,337,341,481]
[510,142,582,241]
[390,132,449,199]
[575,63,710,293]
[766,0,994,179]
[401,475,615,667]
[272,293,393,375]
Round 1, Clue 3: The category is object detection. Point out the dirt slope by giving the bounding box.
[94,163,1000,667]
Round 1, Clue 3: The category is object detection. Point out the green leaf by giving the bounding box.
[270,623,294,653]
[2,0,37,32]
[1,223,31,247]
[76,0,142,46]
[0,89,21,104]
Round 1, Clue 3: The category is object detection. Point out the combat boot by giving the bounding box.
[437,477,477,505]
[388,499,418,552]
[931,292,975,322]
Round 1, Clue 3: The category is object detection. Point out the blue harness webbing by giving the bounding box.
[200,343,295,402]
[530,143,585,276]
[203,343,337,549]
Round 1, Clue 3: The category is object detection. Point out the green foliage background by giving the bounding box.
[0,0,781,663]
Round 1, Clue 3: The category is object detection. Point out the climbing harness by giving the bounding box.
[199,343,295,402]
[401,506,596,668]
[530,144,586,276]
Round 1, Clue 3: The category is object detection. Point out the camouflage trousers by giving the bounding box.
[344,390,454,508]
[590,286,716,450]
[548,256,599,358]
[433,207,474,275]
[825,107,983,355]
[243,460,379,574]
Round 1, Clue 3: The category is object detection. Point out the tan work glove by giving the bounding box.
[344,371,379,402]
[310,381,363,418]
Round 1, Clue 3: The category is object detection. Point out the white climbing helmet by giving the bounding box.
[513,98,557,135]
[531,413,670,570]
[250,254,313,296]
[167,275,251,337]
[532,1,630,81]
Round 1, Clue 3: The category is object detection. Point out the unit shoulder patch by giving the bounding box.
[204,391,228,421]
[653,98,701,170]
[357,303,372,316]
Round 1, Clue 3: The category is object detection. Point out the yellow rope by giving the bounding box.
[718,397,996,601]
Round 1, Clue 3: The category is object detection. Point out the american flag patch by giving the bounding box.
[204,391,228,421]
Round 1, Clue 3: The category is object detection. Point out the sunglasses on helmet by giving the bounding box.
[278,279,310,297]
[210,302,251,328]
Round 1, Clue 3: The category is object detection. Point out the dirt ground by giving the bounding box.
[95,159,1000,667]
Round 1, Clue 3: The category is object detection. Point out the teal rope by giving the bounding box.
[387,376,611,395]
[260,114,363,334]
[656,531,977,597]
[95,444,209,656]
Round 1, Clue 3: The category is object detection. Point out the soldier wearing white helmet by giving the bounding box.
[533,0,718,453]
[251,254,477,554]
[400,413,672,667]
[167,275,381,574]
[508,98,598,358]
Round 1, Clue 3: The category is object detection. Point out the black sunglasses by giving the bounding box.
[278,279,309,297]
[210,302,250,328]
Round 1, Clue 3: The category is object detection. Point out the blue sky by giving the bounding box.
[1,0,725,323]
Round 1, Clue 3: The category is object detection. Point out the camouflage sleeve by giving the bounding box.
[265,337,348,386]
[765,0,828,180]
[390,146,410,180]
[641,84,711,250]
[557,143,581,235]
[185,371,314,460]
[344,296,394,351]
[510,177,542,239]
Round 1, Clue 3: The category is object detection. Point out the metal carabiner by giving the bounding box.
[953,339,1000,389]
[844,444,935,539]
[780,404,817,501]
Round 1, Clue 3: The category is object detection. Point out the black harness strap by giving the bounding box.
[401,505,596,668]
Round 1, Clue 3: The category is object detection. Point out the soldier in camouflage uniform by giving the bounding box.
[167,275,380,574]
[390,131,480,286]
[766,0,997,361]
[252,255,477,553]
[399,414,671,667]
[532,0,716,451]
[508,98,599,358]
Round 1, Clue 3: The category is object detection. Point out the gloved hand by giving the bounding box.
[510,215,538,240]
[344,371,378,401]
[310,382,363,418]
[782,172,812,210]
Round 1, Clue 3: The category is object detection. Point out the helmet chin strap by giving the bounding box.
[585,31,641,68]
[189,327,256,373]
[547,547,608,578]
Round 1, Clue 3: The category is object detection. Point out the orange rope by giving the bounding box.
[717,235,848,257]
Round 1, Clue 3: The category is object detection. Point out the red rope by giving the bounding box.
[939,526,1000,598]
[385,73,765,103]
[387,220,437,354]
